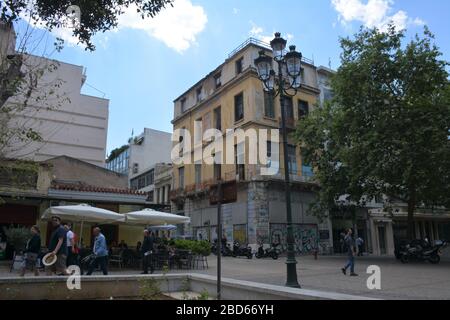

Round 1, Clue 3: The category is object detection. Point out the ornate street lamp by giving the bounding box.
[254,32,302,288]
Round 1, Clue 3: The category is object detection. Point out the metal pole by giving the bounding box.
[278,62,300,288]
[216,180,223,300]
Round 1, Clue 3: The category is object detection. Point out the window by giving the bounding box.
[266,140,280,170]
[195,162,202,186]
[298,100,309,118]
[264,92,275,118]
[214,72,222,89]
[235,143,245,181]
[283,96,294,120]
[323,88,334,102]
[194,117,202,144]
[213,153,222,181]
[301,155,313,178]
[178,167,185,189]
[214,107,222,131]
[234,92,244,122]
[196,87,203,103]
[235,57,243,75]
[130,169,154,190]
[287,145,297,175]
[148,191,154,202]
[181,98,187,113]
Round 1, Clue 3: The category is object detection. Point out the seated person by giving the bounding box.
[119,240,128,250]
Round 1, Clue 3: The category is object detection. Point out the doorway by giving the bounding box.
[378,225,387,255]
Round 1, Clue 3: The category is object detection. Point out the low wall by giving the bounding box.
[0,274,377,300]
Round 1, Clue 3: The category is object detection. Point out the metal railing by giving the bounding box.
[228,38,271,58]
[228,38,315,66]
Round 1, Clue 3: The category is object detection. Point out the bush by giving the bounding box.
[3,226,31,253]
[173,240,211,256]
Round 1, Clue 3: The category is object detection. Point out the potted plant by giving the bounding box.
[3,226,31,270]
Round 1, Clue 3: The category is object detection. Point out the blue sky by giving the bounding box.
[19,0,450,155]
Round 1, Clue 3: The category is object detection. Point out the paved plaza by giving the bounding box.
[2,254,450,300]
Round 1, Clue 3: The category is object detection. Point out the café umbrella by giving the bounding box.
[42,204,125,246]
[147,224,178,231]
[124,208,190,226]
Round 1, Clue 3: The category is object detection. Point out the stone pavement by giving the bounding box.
[2,255,450,300]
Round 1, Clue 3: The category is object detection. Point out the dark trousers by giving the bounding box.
[87,256,108,275]
[143,253,154,274]
[67,247,79,266]
[358,245,364,256]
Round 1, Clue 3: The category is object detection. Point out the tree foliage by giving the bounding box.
[1,0,174,51]
[295,25,450,239]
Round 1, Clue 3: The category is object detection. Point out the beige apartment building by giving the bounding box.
[171,38,334,253]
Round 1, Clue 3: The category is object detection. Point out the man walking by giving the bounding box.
[63,223,75,266]
[356,236,364,256]
[86,227,108,276]
[46,216,69,276]
[341,228,358,276]
[141,229,154,274]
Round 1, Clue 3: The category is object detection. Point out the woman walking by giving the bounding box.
[20,225,41,277]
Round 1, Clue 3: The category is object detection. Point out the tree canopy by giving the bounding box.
[295,25,450,239]
[1,0,174,51]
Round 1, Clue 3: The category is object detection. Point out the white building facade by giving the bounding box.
[1,24,109,167]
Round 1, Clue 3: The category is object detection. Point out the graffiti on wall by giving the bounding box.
[270,224,319,254]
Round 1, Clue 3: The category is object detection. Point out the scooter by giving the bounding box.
[255,243,278,260]
[211,241,233,257]
[400,240,447,264]
[232,241,253,259]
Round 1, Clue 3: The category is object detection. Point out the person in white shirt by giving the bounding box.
[63,223,75,266]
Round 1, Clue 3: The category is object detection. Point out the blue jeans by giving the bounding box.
[344,255,355,273]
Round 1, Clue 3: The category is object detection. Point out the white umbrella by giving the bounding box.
[124,208,190,225]
[148,224,178,231]
[42,204,125,246]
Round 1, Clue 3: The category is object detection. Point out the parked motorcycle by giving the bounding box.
[232,241,253,259]
[400,239,447,264]
[255,243,278,260]
[211,241,233,257]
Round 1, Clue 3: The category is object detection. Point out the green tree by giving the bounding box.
[295,25,450,240]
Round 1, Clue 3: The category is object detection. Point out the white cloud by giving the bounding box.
[331,0,425,31]
[249,22,294,44]
[21,0,207,53]
[117,0,207,53]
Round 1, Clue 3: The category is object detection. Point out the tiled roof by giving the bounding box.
[51,183,147,196]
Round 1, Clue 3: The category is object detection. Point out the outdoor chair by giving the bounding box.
[109,250,124,269]
[177,250,193,270]
[9,251,24,272]
[155,251,170,270]
[193,254,208,270]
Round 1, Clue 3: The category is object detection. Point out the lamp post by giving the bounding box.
[254,32,302,288]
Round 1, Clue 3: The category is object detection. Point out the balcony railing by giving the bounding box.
[169,165,316,201]
[228,38,315,66]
